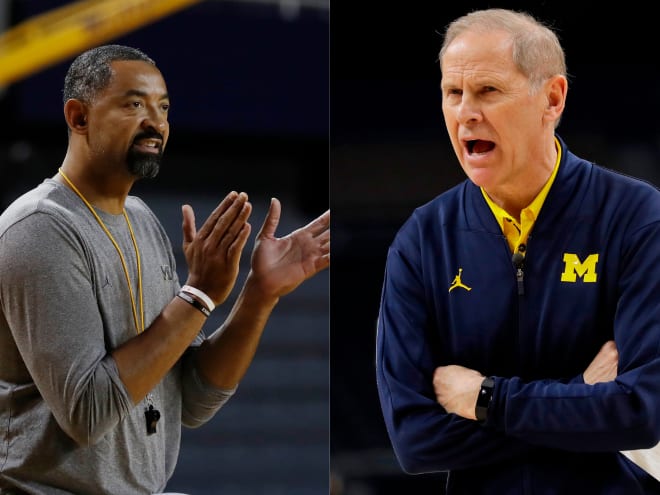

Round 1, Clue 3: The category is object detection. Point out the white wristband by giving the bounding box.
[180,285,215,312]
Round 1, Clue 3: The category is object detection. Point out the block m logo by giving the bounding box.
[560,253,599,283]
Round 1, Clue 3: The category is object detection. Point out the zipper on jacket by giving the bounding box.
[512,244,526,295]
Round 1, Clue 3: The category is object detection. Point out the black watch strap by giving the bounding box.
[475,376,495,423]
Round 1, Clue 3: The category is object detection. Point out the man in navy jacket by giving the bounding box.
[376,8,660,494]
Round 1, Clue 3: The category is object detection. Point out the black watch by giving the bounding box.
[475,376,495,423]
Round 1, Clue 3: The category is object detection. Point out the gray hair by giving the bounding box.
[438,8,566,93]
[63,44,156,104]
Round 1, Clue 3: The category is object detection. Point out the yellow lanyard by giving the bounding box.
[58,168,145,334]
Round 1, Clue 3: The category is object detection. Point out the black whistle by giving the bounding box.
[145,404,161,435]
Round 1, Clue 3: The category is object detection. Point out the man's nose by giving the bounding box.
[456,95,482,124]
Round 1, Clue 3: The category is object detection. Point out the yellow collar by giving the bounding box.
[481,137,562,253]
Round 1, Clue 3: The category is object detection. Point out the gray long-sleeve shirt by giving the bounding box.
[0,179,234,494]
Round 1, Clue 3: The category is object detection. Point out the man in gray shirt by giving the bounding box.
[0,44,330,494]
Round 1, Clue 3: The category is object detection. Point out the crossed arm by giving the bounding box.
[433,340,619,420]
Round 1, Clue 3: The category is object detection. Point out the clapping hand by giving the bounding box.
[248,198,330,298]
[181,191,252,305]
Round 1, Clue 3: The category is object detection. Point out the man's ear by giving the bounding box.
[64,99,88,133]
[543,74,568,124]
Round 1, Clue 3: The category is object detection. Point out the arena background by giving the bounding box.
[0,1,328,493]
[330,2,660,494]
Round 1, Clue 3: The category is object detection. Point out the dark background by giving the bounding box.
[330,2,660,494]
[0,1,328,494]
[1,0,329,215]
[4,1,660,494]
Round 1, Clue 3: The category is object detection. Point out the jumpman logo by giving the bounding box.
[448,268,472,292]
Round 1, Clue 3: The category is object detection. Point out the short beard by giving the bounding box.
[127,149,162,179]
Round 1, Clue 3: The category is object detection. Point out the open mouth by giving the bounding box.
[466,139,495,155]
[132,138,162,154]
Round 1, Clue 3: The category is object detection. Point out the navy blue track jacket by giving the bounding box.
[376,136,660,494]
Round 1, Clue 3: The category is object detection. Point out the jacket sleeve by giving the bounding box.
[376,233,534,474]
[487,219,660,451]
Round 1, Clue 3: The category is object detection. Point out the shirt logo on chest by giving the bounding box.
[560,253,599,283]
[449,268,472,292]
